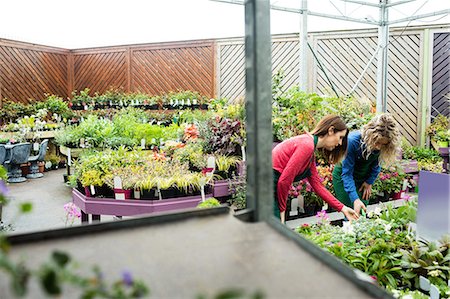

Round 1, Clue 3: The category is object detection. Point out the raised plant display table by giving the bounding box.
[72,188,213,223]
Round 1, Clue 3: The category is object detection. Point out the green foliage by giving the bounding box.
[272,87,375,141]
[426,114,449,138]
[197,198,221,208]
[70,88,92,105]
[228,170,246,210]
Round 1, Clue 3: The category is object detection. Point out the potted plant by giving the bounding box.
[79,169,106,197]
[103,167,141,200]
[434,129,449,148]
[372,168,407,201]
[214,155,240,179]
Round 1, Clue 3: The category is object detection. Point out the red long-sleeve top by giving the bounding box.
[272,134,344,213]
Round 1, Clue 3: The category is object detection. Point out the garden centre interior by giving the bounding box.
[0,1,449,298]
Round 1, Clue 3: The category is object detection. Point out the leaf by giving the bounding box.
[215,289,245,299]
[384,273,397,288]
[20,202,33,213]
[40,268,61,295]
[52,251,70,268]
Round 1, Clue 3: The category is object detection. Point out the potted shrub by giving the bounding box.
[434,129,450,148]
[79,169,106,197]
[103,167,141,200]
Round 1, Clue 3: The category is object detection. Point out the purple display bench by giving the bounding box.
[400,160,419,173]
[213,180,231,197]
[213,179,241,197]
[72,188,212,224]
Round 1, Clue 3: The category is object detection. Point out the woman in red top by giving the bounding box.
[273,115,359,223]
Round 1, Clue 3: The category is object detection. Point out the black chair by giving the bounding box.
[0,145,6,165]
[27,139,49,179]
[4,143,32,183]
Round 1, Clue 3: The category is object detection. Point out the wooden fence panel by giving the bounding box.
[0,39,68,104]
[431,32,449,118]
[131,42,214,97]
[73,50,127,95]
[217,36,300,102]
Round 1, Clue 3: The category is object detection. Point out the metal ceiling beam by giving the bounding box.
[339,0,381,8]
[211,0,379,25]
[386,0,416,7]
[388,9,450,25]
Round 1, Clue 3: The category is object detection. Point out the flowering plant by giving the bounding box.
[63,202,81,226]
[372,168,407,195]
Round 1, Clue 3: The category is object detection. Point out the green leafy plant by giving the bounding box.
[228,170,246,210]
[197,198,221,208]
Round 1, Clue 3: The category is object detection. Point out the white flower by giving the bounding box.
[391,289,400,298]
[367,211,374,218]
[374,207,382,215]
[342,221,355,235]
[428,269,442,277]
[384,223,392,234]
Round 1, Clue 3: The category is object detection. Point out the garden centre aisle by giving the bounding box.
[2,169,113,234]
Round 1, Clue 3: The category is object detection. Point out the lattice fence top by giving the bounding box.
[432,32,450,118]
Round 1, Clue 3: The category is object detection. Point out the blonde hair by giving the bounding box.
[361,113,400,165]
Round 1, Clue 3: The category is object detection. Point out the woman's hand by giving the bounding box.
[359,182,372,200]
[353,199,367,216]
[341,206,359,221]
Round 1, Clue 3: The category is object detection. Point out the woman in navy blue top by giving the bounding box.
[332,113,400,215]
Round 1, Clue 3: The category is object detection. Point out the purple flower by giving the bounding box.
[0,180,8,196]
[121,270,133,286]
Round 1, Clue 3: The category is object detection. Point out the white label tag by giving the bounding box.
[33,142,39,151]
[115,193,125,200]
[67,148,71,166]
[430,284,439,299]
[84,105,88,110]
[141,138,146,149]
[241,145,246,162]
[289,196,299,216]
[114,176,122,189]
[90,185,95,196]
[298,194,305,213]
[419,276,430,291]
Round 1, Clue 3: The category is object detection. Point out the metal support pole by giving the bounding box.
[299,0,308,91]
[244,0,273,222]
[376,0,389,113]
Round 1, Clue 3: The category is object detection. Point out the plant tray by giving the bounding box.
[72,188,213,218]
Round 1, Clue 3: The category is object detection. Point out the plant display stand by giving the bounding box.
[416,171,450,242]
[72,188,213,224]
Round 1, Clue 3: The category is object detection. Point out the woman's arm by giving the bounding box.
[341,139,360,203]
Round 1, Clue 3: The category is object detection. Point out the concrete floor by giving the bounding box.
[2,168,83,234]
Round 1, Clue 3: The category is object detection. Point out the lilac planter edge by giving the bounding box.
[72,188,213,217]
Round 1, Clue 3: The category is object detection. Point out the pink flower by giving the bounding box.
[64,202,81,219]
